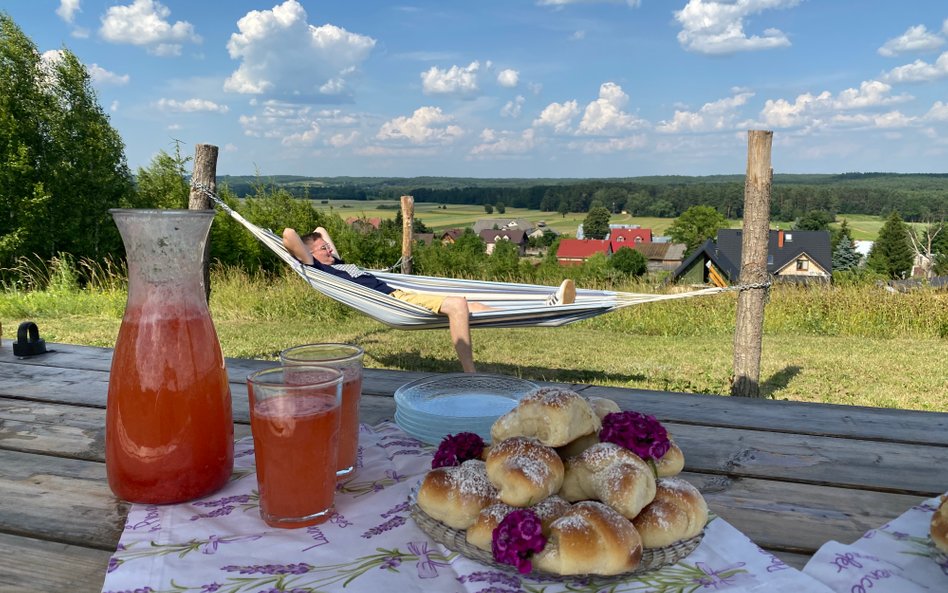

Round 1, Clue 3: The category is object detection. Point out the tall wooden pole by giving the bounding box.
[731,130,773,398]
[400,195,414,275]
[188,144,219,302]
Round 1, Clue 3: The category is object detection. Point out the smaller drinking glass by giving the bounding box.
[280,343,364,480]
[247,365,342,528]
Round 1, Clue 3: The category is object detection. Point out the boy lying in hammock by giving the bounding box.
[282,227,575,374]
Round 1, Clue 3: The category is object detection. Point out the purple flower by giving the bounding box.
[379,557,402,570]
[600,411,671,461]
[457,571,521,587]
[361,516,407,538]
[200,584,222,593]
[432,432,485,468]
[221,563,313,575]
[107,556,123,573]
[491,509,546,574]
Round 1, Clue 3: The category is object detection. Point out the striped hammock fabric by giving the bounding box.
[207,191,729,330]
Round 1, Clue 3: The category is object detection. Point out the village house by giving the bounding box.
[439,228,465,244]
[473,218,535,235]
[670,229,832,286]
[344,216,381,233]
[555,238,612,265]
[479,229,527,255]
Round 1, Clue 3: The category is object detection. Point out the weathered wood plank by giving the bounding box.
[0,446,924,560]
[1,393,945,494]
[3,340,946,446]
[0,532,110,593]
[0,398,252,460]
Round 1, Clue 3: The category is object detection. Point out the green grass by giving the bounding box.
[3,266,945,412]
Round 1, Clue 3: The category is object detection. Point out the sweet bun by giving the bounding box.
[559,442,656,519]
[587,396,621,419]
[466,495,570,551]
[486,436,565,507]
[932,494,948,554]
[533,501,643,575]
[416,459,498,530]
[655,441,685,477]
[491,387,600,447]
[632,477,708,548]
[555,397,622,458]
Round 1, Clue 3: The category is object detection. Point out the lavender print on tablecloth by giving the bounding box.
[803,490,948,593]
[100,421,838,593]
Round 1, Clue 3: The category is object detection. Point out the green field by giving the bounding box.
[320,200,894,240]
[3,267,945,412]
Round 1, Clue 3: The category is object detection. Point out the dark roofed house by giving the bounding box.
[478,229,527,255]
[413,233,434,245]
[473,218,535,235]
[439,228,465,243]
[670,229,832,286]
[555,238,612,266]
[618,242,686,273]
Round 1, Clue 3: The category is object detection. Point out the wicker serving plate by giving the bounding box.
[409,496,704,583]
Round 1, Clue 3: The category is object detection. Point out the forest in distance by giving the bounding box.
[217,172,948,223]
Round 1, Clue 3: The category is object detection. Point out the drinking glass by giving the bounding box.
[280,344,364,480]
[247,365,342,528]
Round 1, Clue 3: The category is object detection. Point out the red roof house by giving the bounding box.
[556,239,612,266]
[609,228,652,252]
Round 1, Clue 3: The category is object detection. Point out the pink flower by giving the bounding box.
[431,432,485,468]
[600,411,671,461]
[491,509,546,574]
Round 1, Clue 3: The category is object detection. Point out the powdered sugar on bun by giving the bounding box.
[491,387,600,447]
[486,436,565,507]
[416,459,498,530]
[632,477,708,548]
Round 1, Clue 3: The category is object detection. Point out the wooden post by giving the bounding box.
[188,144,219,302]
[401,195,414,275]
[731,130,773,398]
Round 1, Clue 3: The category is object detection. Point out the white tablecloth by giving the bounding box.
[101,421,834,593]
[802,492,948,593]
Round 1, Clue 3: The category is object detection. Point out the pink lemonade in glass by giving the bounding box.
[279,344,364,480]
[249,390,340,528]
[337,375,362,478]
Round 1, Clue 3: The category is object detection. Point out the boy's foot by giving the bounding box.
[546,279,576,306]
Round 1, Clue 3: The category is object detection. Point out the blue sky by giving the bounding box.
[6,0,948,178]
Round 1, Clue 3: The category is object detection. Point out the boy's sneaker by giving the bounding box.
[546,279,576,306]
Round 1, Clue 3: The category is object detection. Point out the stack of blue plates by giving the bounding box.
[394,373,538,445]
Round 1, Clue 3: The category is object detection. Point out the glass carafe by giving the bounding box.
[107,209,234,504]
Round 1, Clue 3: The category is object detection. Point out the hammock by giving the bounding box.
[200,187,742,330]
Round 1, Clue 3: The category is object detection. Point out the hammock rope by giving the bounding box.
[193,184,768,330]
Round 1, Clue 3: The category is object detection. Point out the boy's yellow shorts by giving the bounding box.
[390,290,446,314]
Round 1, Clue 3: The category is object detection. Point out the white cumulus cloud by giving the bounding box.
[657,91,754,133]
[281,123,320,146]
[156,98,229,113]
[926,101,948,121]
[377,106,464,144]
[470,128,536,157]
[759,81,915,130]
[501,95,525,118]
[88,64,130,86]
[533,100,579,133]
[421,61,480,96]
[882,51,948,83]
[99,0,201,56]
[327,131,360,147]
[224,0,375,101]
[577,82,647,135]
[878,25,944,57]
[497,69,519,88]
[56,0,80,23]
[567,135,647,154]
[674,0,801,55]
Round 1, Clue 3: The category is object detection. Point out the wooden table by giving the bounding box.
[1,341,946,592]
